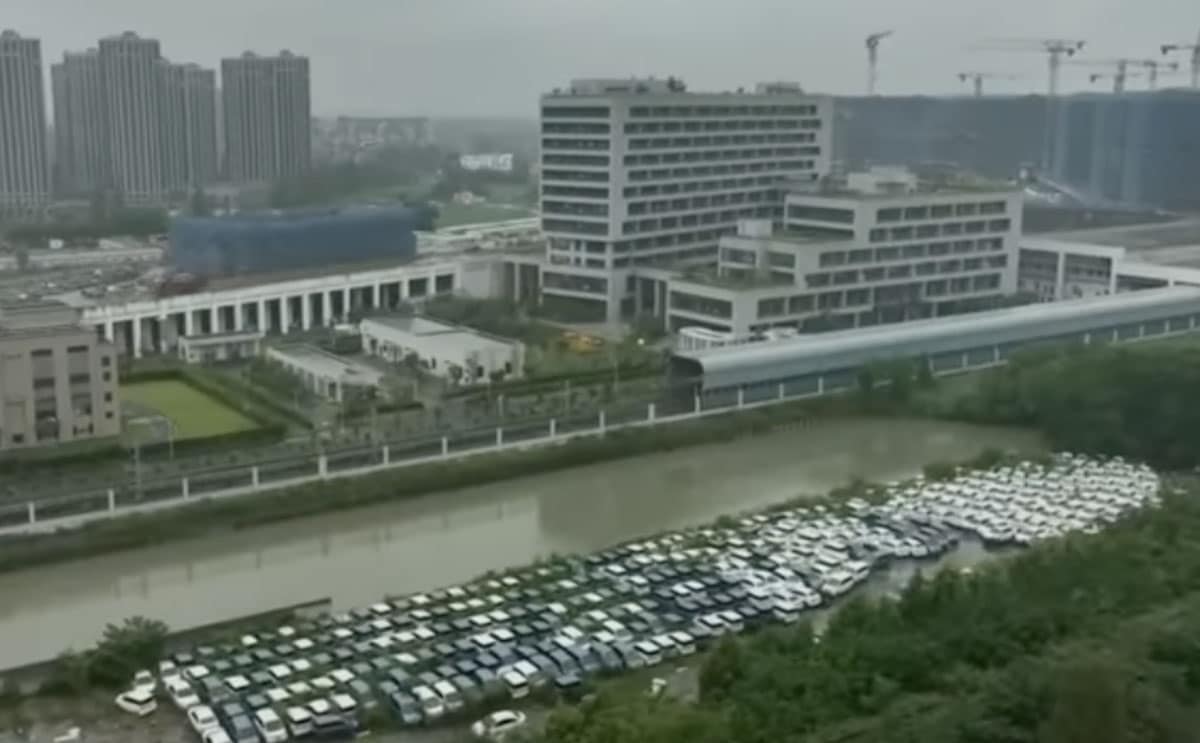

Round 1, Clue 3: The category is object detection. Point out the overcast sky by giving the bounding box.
[6,0,1199,117]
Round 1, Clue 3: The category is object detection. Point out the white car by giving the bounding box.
[115,688,157,717]
[131,669,157,695]
[187,705,221,735]
[165,676,200,709]
[472,709,528,741]
[202,729,233,743]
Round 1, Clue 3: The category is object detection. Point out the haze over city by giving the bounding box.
[5,0,1200,115]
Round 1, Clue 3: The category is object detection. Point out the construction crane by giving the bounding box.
[1088,71,1145,93]
[1141,60,1180,90]
[1161,29,1200,88]
[971,38,1086,96]
[956,72,1021,97]
[1065,58,1137,93]
[865,30,893,95]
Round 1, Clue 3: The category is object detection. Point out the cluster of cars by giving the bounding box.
[126,453,1157,741]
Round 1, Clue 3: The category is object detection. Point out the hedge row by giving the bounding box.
[0,395,846,573]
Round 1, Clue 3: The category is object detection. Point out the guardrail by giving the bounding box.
[0,384,815,537]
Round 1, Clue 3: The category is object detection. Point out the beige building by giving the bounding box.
[0,302,120,450]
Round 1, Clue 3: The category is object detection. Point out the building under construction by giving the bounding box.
[836,89,1200,212]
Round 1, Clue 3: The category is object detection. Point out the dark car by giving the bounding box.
[550,650,579,675]
[434,642,457,659]
[455,657,479,675]
[200,677,234,706]
[453,673,484,705]
[248,670,272,688]
[451,617,473,633]
[554,672,586,701]
[227,714,259,743]
[350,661,372,678]
[231,653,254,669]
[311,713,358,740]
[475,651,500,669]
[251,648,275,664]
[388,668,411,687]
[211,658,233,675]
[369,656,392,673]
[244,692,270,710]
[218,701,249,727]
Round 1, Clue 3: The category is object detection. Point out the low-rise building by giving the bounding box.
[360,315,525,386]
[265,344,383,402]
[177,330,264,364]
[0,301,119,450]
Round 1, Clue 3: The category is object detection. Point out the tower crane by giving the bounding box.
[971,38,1086,95]
[1161,29,1200,88]
[1088,71,1145,93]
[865,30,894,95]
[1064,58,1138,93]
[1141,60,1180,90]
[956,72,1022,97]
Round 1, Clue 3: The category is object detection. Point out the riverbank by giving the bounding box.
[0,418,1041,670]
[0,396,847,574]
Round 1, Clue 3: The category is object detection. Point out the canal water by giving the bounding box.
[0,418,1040,669]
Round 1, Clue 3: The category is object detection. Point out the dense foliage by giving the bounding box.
[948,344,1200,469]
[45,616,169,693]
[531,486,1200,743]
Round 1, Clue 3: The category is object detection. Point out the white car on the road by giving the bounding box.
[115,688,157,717]
[187,705,221,736]
[472,709,528,741]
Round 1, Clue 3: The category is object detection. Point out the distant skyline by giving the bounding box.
[5,0,1200,118]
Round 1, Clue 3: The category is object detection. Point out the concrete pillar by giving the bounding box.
[737,387,745,408]
[107,488,116,512]
[342,288,351,319]
[372,283,381,308]
[496,427,504,447]
[647,402,656,421]
[381,446,389,465]
[183,311,195,338]
[441,436,449,457]
[817,376,825,395]
[318,455,328,477]
[132,318,143,359]
[549,418,557,437]
[301,294,313,331]
[1056,251,1066,300]
[103,321,114,342]
[251,466,260,488]
[26,501,35,524]
[693,394,701,414]
[279,297,291,333]
[258,300,267,332]
[208,307,219,334]
[181,477,190,499]
[598,410,606,432]
[324,291,334,325]
[993,345,1001,363]
[234,303,245,332]
[1083,332,1091,345]
[961,352,970,369]
[778,382,786,400]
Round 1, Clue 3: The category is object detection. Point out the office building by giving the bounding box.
[0,30,50,220]
[651,167,1022,338]
[538,77,832,322]
[98,31,168,205]
[160,62,218,191]
[222,51,312,183]
[0,302,120,451]
[51,50,108,195]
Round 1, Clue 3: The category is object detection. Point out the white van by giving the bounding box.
[501,669,530,699]
[433,679,463,712]
[253,708,289,743]
[413,685,444,721]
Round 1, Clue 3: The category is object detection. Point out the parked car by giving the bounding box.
[471,709,528,741]
[115,689,157,717]
[187,705,221,735]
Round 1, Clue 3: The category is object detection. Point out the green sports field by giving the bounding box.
[120,379,259,439]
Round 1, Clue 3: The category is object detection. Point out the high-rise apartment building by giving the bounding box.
[0,30,50,220]
[221,51,312,183]
[98,31,168,205]
[51,50,109,195]
[538,78,832,322]
[159,62,219,191]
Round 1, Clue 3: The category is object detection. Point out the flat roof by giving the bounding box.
[268,345,383,384]
[180,330,264,344]
[677,287,1200,389]
[362,315,519,350]
[1045,218,1200,252]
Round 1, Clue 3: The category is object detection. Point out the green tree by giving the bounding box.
[1038,654,1128,743]
[699,635,745,702]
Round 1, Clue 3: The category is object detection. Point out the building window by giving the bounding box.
[104,392,113,402]
[876,208,902,223]
[868,229,888,243]
[102,372,112,382]
[11,434,23,445]
[955,203,978,216]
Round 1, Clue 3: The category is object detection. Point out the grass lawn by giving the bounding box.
[121,380,259,440]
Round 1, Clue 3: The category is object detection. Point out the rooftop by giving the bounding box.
[0,301,88,337]
[362,314,520,350]
[268,345,383,385]
[1045,218,1200,253]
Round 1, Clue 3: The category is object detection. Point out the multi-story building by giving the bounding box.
[98,31,168,205]
[0,302,120,451]
[51,50,109,195]
[537,78,832,322]
[0,30,50,221]
[221,51,312,183]
[651,167,1022,337]
[160,62,219,191]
